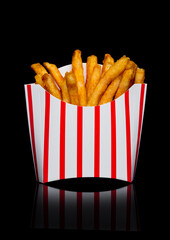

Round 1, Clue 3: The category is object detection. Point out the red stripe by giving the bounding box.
[111,190,116,230]
[43,185,48,228]
[60,189,65,229]
[27,85,39,181]
[77,106,83,177]
[125,90,132,182]
[60,101,66,179]
[111,101,116,179]
[126,184,131,231]
[94,106,100,177]
[77,192,82,229]
[43,91,50,183]
[94,192,99,230]
[134,84,145,177]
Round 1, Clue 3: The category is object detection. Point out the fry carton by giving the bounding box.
[24,63,147,183]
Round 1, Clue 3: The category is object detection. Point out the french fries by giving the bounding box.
[86,55,98,94]
[65,71,79,105]
[87,64,101,100]
[72,50,87,106]
[42,73,61,100]
[135,68,145,84]
[87,56,130,106]
[31,50,145,107]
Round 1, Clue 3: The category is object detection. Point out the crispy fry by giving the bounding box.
[42,73,61,100]
[126,60,137,70]
[72,50,87,106]
[43,62,63,89]
[65,71,79,105]
[115,67,136,99]
[102,54,114,76]
[31,63,48,76]
[86,55,98,94]
[87,64,101,100]
[34,74,46,88]
[87,56,130,106]
[134,68,145,84]
[60,77,70,103]
[99,75,122,105]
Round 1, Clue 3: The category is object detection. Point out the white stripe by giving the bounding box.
[115,95,127,181]
[116,186,127,230]
[65,191,77,229]
[129,84,141,181]
[48,94,61,182]
[82,107,95,177]
[82,192,94,229]
[31,84,45,182]
[100,104,111,178]
[48,187,60,228]
[65,103,77,179]
[99,191,111,230]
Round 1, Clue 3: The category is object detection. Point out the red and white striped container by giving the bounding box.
[24,63,147,183]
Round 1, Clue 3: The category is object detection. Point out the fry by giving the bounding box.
[43,62,70,102]
[134,68,145,84]
[102,54,114,76]
[65,71,79,105]
[115,67,136,99]
[126,60,137,70]
[43,62,63,89]
[86,55,98,94]
[87,64,101,100]
[34,74,46,88]
[87,56,130,106]
[99,75,122,105]
[42,73,61,100]
[31,63,48,76]
[72,50,87,106]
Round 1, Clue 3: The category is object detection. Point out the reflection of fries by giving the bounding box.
[87,56,130,106]
[99,75,122,105]
[135,68,145,84]
[87,64,101,100]
[65,71,79,105]
[42,73,61,100]
[72,50,87,106]
[115,67,136,99]
[86,55,97,95]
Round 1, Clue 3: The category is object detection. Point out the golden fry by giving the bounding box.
[60,77,70,103]
[87,56,130,106]
[43,62,63,89]
[86,55,98,94]
[115,67,136,99]
[34,74,46,88]
[87,64,101,100]
[42,73,61,100]
[134,68,145,84]
[102,54,114,75]
[65,71,79,105]
[126,60,137,70]
[72,50,87,106]
[31,63,48,76]
[99,75,122,105]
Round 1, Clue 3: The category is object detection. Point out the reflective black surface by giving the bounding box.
[31,179,139,231]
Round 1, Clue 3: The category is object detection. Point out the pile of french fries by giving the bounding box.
[31,50,145,106]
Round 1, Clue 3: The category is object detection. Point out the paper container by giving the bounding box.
[24,63,147,183]
[31,184,140,231]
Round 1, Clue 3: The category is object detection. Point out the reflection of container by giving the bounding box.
[25,64,147,183]
[31,183,140,231]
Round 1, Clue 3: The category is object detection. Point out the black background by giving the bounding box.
[8,1,168,237]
